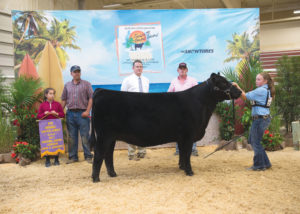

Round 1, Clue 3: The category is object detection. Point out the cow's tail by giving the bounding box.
[89,99,96,151]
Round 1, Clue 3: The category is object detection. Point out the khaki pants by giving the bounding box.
[128,144,146,156]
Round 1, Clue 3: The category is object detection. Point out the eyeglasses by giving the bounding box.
[73,70,81,73]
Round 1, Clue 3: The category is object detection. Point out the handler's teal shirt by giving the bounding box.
[246,84,270,116]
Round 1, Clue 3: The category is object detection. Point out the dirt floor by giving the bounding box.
[1,146,300,214]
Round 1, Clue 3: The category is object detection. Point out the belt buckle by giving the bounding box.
[70,109,80,112]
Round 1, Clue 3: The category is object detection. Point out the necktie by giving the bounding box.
[138,77,143,92]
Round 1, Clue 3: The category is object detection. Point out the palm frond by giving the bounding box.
[221,67,239,82]
[10,76,43,108]
[236,56,263,92]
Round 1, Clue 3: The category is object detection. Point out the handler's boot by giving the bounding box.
[129,155,140,161]
[128,155,134,160]
[191,150,199,156]
[137,153,145,158]
[54,156,60,166]
[45,156,51,167]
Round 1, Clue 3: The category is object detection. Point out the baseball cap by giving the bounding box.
[70,65,81,73]
[178,62,187,69]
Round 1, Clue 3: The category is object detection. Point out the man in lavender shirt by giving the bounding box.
[61,65,94,164]
[168,62,199,156]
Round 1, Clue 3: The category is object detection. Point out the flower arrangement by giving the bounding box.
[262,129,283,151]
[11,141,38,163]
[12,105,38,126]
[11,104,40,147]
[215,102,237,140]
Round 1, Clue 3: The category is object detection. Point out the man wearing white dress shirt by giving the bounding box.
[121,59,149,160]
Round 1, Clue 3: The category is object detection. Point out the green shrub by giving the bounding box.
[0,71,16,153]
[241,106,252,139]
[275,56,300,132]
[0,112,17,153]
[268,105,282,134]
[215,101,236,140]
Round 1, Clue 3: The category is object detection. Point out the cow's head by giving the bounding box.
[210,73,242,101]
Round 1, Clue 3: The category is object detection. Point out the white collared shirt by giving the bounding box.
[121,73,149,93]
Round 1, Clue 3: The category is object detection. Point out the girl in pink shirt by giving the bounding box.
[37,88,65,120]
[37,88,65,167]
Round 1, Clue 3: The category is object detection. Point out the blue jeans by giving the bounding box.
[175,142,197,153]
[248,117,271,169]
[66,110,93,160]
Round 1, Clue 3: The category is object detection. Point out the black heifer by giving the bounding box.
[90,73,241,182]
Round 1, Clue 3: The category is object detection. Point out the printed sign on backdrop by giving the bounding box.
[116,22,165,75]
[38,119,65,157]
[12,9,259,88]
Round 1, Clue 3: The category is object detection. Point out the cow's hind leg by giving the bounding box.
[105,140,117,177]
[92,154,104,182]
[92,136,105,183]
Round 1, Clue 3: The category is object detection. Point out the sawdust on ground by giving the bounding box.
[1,146,300,214]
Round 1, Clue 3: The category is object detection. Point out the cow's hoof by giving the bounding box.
[92,177,100,183]
[185,171,194,176]
[108,171,117,177]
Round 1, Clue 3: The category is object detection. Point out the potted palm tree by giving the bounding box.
[222,56,262,134]
[7,76,43,155]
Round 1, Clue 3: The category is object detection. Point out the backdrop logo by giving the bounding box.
[116,22,165,75]
[128,30,148,49]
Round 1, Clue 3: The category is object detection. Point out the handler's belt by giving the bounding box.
[69,109,86,112]
[252,115,270,120]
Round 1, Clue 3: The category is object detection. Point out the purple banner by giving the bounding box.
[38,119,65,157]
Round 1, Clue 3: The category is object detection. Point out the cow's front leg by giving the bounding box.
[178,142,185,170]
[182,142,194,176]
[105,140,117,177]
[184,153,193,176]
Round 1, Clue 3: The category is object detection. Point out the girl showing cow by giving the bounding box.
[233,72,275,171]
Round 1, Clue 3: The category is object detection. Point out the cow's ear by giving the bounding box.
[210,73,217,81]
[210,73,217,78]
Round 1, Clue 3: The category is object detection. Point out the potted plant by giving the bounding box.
[6,76,43,162]
[11,141,38,166]
[222,56,263,135]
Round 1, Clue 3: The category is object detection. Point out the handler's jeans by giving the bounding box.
[128,144,146,157]
[66,110,93,160]
[175,142,198,153]
[248,117,272,169]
